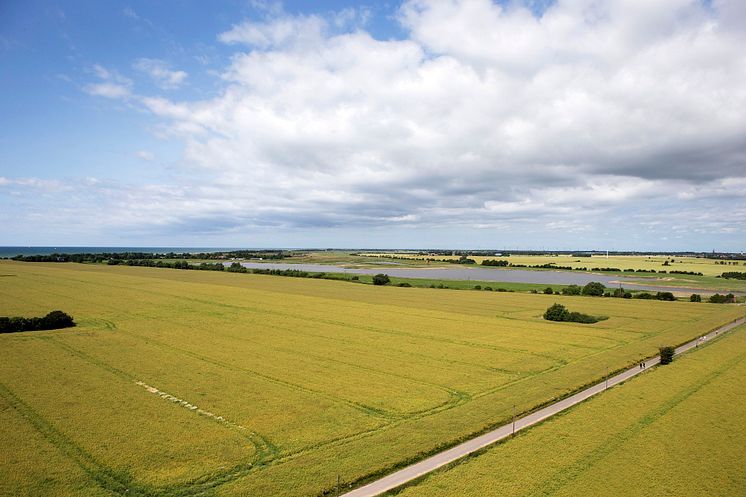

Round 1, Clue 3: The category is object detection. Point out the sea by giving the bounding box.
[0,247,246,258]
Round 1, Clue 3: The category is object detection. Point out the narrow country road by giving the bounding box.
[341,315,746,497]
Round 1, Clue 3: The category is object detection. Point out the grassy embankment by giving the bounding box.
[395,323,746,497]
[0,261,743,497]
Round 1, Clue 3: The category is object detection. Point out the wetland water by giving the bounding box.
[234,262,723,294]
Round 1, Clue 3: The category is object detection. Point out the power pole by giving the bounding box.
[605,367,609,390]
[512,404,516,437]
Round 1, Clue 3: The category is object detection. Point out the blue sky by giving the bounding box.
[1,0,745,250]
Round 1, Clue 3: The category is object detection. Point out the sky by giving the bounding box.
[1,0,745,251]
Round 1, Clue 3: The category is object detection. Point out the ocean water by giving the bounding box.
[0,247,243,258]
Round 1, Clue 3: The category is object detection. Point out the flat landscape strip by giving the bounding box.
[342,315,746,497]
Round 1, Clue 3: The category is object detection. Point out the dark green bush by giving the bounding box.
[581,282,606,296]
[481,259,509,267]
[544,287,553,294]
[543,303,569,321]
[656,292,676,301]
[721,272,746,280]
[0,311,75,334]
[561,285,582,295]
[709,293,735,303]
[660,346,675,365]
[372,274,390,285]
[543,304,606,324]
[690,294,702,302]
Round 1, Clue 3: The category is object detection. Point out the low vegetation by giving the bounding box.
[543,304,606,324]
[721,272,746,280]
[372,273,391,285]
[0,311,75,333]
[633,291,676,301]
[709,293,736,304]
[10,250,288,263]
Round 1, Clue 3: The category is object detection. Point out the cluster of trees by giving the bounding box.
[372,274,390,285]
[543,303,606,324]
[709,293,736,303]
[558,282,609,296]
[0,311,75,334]
[689,293,736,303]
[10,250,288,264]
[721,272,746,280]
[510,263,576,270]
[556,283,682,301]
[481,259,509,267]
[111,259,226,271]
[250,268,347,281]
[633,292,676,301]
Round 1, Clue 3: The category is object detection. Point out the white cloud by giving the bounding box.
[85,82,131,99]
[55,1,746,247]
[135,150,155,161]
[84,64,132,99]
[134,58,187,89]
[218,14,327,48]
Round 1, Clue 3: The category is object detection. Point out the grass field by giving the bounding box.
[395,323,746,497]
[0,261,743,497]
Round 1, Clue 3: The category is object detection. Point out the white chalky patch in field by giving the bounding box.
[134,380,249,432]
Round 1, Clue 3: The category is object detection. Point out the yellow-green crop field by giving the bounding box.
[396,323,746,497]
[0,261,743,497]
[360,253,743,277]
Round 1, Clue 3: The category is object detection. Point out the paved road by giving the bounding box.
[342,315,746,497]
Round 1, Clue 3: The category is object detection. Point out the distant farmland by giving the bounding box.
[397,324,746,497]
[0,261,743,497]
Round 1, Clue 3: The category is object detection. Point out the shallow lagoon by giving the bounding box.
[235,262,719,293]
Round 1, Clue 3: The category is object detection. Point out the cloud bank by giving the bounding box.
[4,0,746,248]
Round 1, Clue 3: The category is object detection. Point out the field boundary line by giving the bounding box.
[341,314,746,497]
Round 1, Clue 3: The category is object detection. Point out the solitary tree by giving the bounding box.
[372,273,390,286]
[582,282,606,296]
[659,346,675,365]
[544,303,569,322]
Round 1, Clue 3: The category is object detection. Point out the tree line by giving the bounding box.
[0,311,75,334]
[9,250,288,263]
